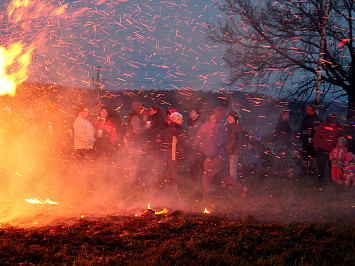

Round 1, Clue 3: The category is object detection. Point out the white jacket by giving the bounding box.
[73,115,95,150]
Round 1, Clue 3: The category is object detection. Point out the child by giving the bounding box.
[343,152,355,186]
[329,137,347,184]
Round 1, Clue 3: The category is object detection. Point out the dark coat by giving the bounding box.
[273,118,292,148]
[162,122,188,160]
[301,113,323,146]
[225,122,243,155]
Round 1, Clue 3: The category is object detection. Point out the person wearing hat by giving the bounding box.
[165,108,178,126]
[226,111,243,181]
[314,113,345,184]
[202,106,248,200]
[329,137,347,184]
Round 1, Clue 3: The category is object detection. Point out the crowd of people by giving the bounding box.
[2,97,354,203]
[68,101,355,202]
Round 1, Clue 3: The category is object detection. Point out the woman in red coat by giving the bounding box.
[94,107,117,159]
[314,114,345,185]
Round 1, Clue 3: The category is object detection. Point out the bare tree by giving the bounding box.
[207,0,355,108]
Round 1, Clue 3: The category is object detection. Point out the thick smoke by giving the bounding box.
[0,89,353,228]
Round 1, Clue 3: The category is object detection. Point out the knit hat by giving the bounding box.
[213,106,226,121]
[337,137,346,146]
[167,108,178,115]
[170,112,183,123]
[227,111,240,122]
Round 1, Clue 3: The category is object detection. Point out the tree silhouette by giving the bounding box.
[207,0,355,108]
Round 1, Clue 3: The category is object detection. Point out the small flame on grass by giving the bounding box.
[139,204,169,216]
[25,198,58,205]
[203,207,210,214]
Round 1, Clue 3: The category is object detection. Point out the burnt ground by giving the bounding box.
[0,171,354,265]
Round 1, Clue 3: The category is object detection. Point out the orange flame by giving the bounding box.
[0,42,33,96]
[203,207,210,214]
[25,198,58,204]
[0,0,67,96]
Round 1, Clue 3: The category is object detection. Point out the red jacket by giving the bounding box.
[314,122,345,152]
[95,119,116,144]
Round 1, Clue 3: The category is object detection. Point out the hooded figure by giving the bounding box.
[329,137,347,184]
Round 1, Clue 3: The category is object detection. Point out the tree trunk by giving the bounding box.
[347,91,355,118]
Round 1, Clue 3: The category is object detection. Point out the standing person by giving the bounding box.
[73,106,95,155]
[187,108,203,142]
[187,108,204,181]
[162,112,188,190]
[226,111,243,181]
[94,107,116,160]
[149,105,168,141]
[73,105,95,196]
[94,107,117,190]
[125,101,151,188]
[300,104,323,174]
[193,111,216,155]
[145,105,168,187]
[329,137,347,184]
[314,114,345,185]
[273,109,292,175]
[202,107,248,201]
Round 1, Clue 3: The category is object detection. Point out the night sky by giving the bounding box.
[1,0,230,92]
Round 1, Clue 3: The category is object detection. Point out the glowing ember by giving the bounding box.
[25,198,58,205]
[203,208,210,214]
